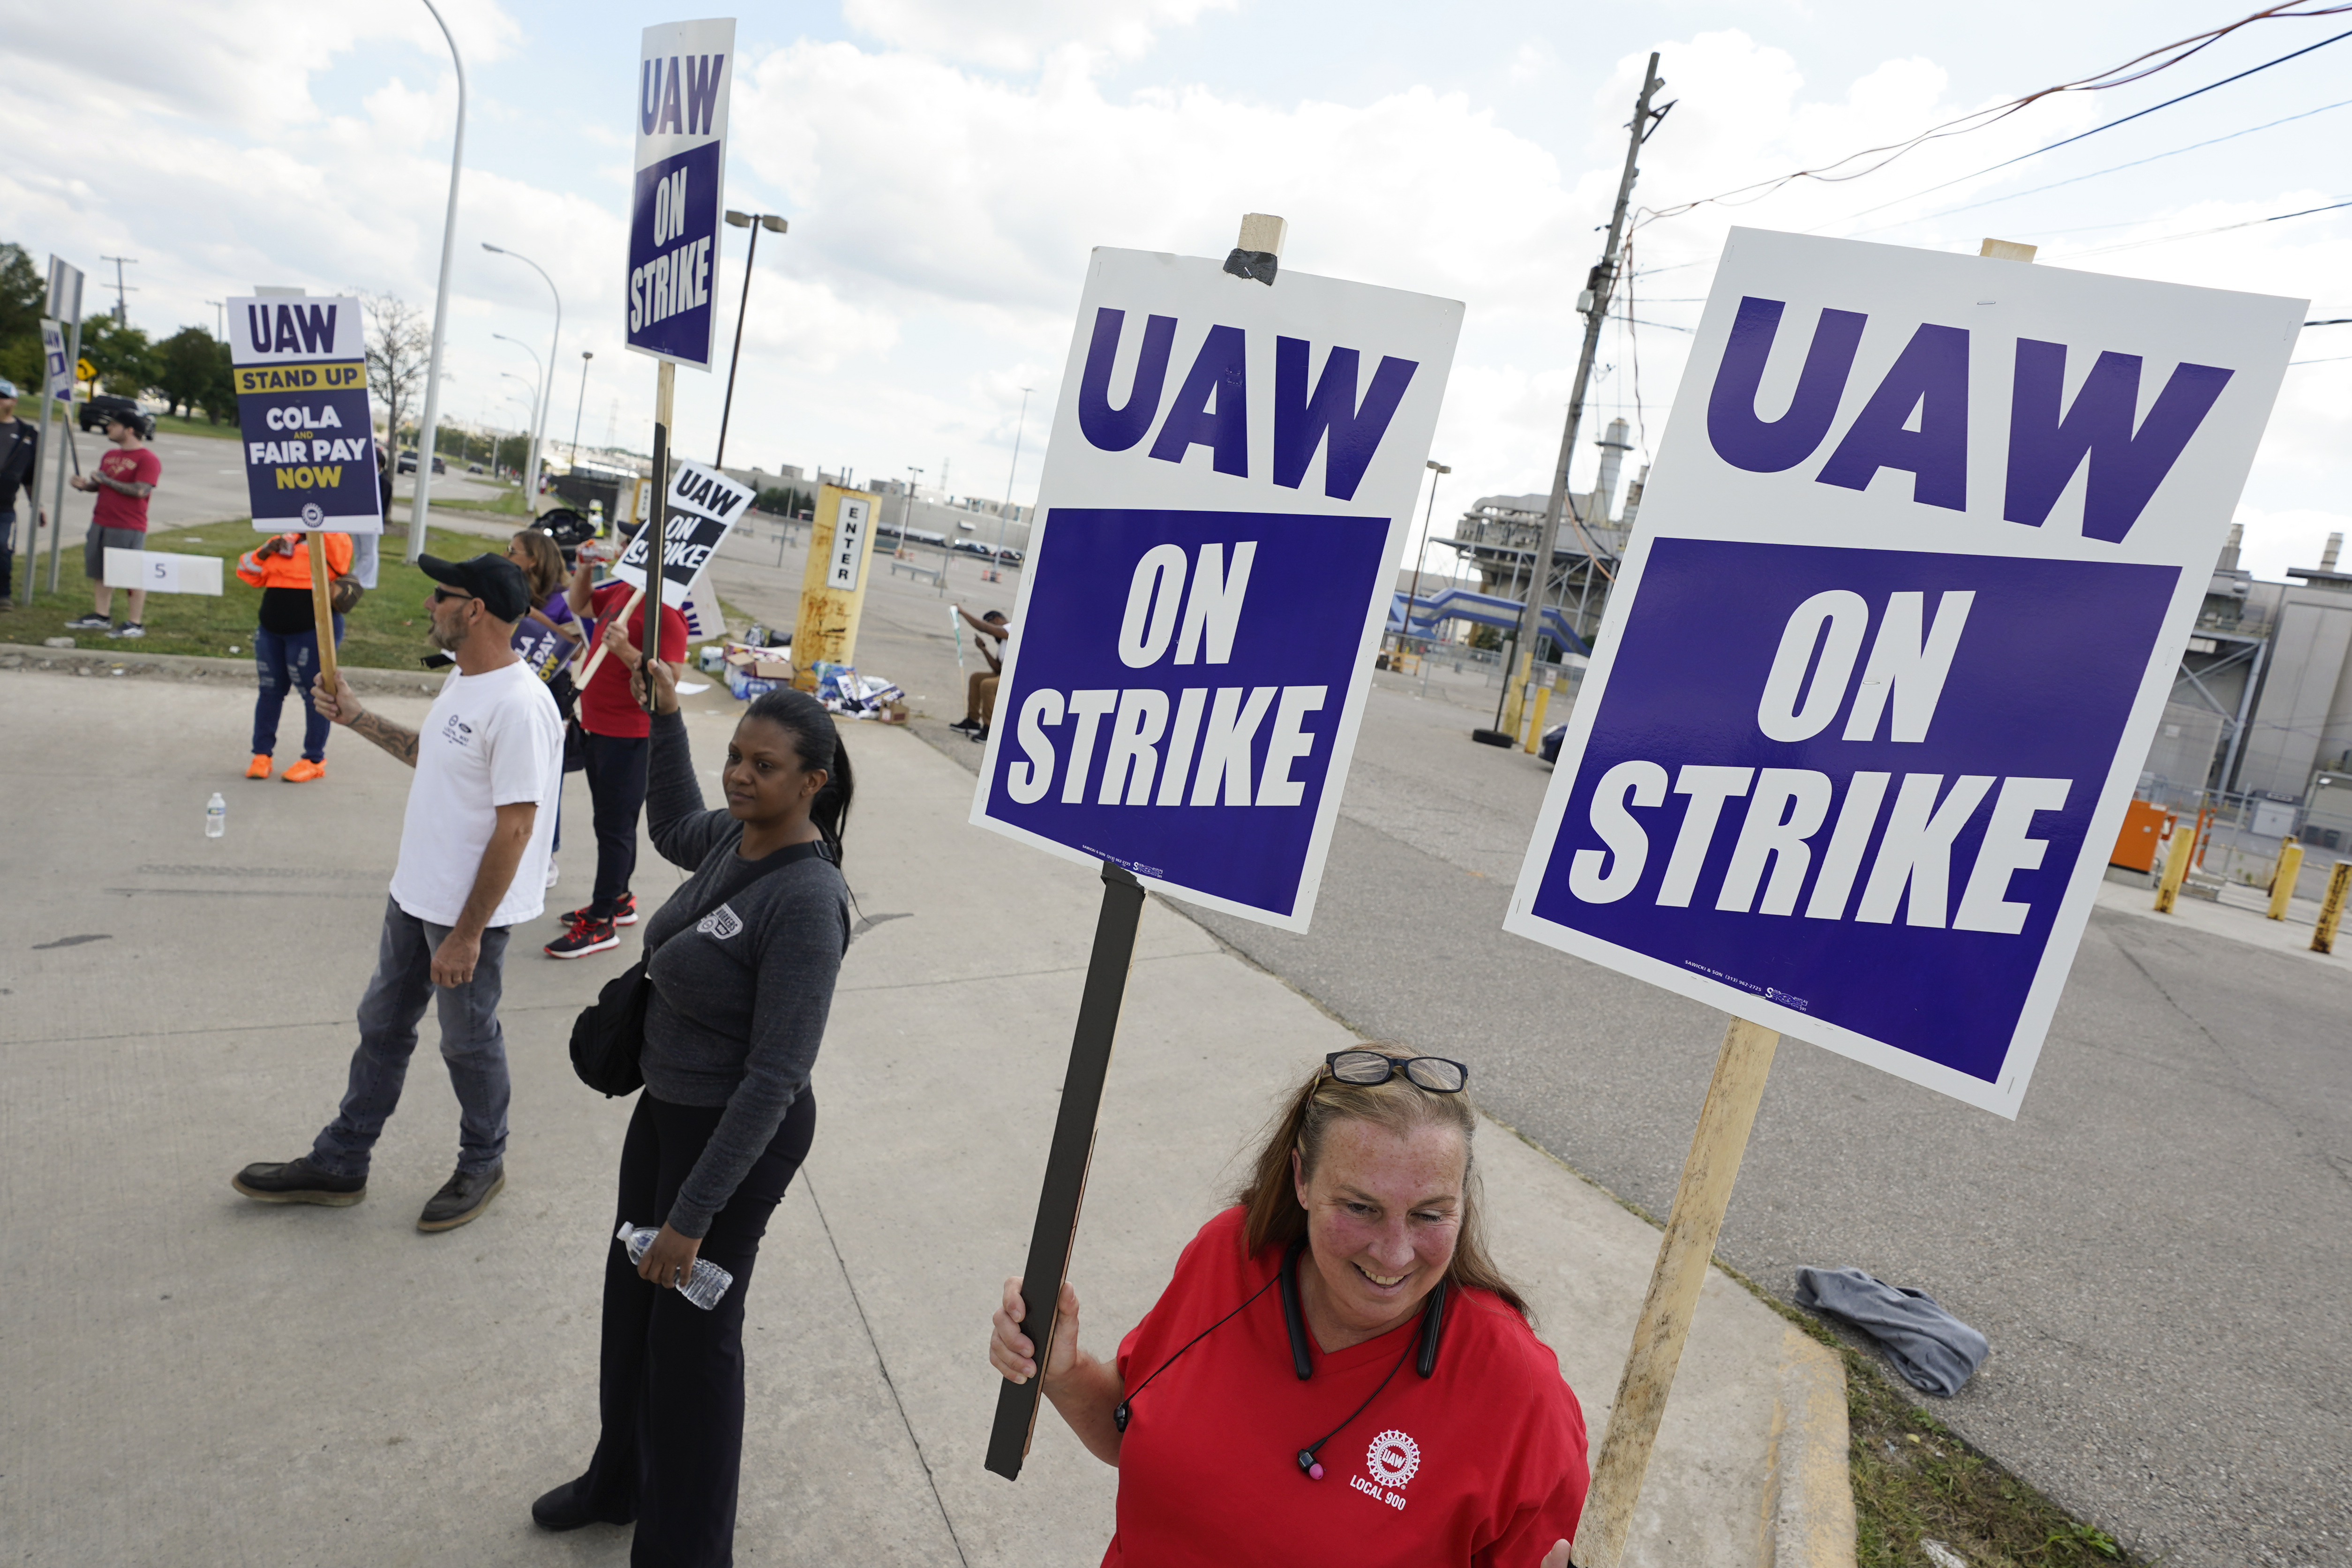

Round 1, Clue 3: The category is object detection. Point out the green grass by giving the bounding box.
[424,484,531,517]
[150,412,241,442]
[4,518,511,669]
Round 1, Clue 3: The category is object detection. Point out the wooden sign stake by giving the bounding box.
[1574,1015,1779,1568]
[986,860,1147,1481]
[306,533,341,691]
[573,360,674,690]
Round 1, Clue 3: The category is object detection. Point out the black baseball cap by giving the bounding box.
[419,553,531,621]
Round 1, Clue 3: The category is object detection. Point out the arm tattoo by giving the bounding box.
[350,708,421,767]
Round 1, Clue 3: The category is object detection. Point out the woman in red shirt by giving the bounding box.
[989,1048,1588,1567]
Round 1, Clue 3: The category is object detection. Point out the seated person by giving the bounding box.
[988,1046,1588,1566]
[950,607,1009,740]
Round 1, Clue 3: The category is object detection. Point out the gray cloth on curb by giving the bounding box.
[1794,1266,1990,1396]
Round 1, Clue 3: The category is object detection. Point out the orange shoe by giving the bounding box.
[283,759,326,783]
[245,755,272,780]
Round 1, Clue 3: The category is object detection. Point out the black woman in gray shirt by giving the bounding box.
[533,658,853,1563]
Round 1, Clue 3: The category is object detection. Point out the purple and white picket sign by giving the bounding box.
[1506,228,2302,1117]
[970,248,1462,930]
[626,18,735,370]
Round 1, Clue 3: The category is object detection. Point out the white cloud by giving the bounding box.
[840,0,1240,71]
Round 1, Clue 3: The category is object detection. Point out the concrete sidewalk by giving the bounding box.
[0,668,1848,1566]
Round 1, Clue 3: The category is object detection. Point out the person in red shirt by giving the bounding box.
[64,413,161,638]
[990,1048,1589,1568]
[546,542,689,958]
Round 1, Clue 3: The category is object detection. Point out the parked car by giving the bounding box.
[1540,722,1566,764]
[466,462,485,474]
[951,538,996,558]
[396,450,447,475]
[995,547,1025,565]
[79,395,150,436]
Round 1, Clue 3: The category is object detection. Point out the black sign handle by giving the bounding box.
[985,860,1147,1481]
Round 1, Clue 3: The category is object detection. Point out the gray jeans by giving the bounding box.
[311,897,513,1178]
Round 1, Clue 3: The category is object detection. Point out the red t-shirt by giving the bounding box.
[1105,1208,1587,1567]
[579,579,689,738]
[92,445,160,532]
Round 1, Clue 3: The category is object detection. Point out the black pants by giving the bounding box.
[582,730,650,921]
[581,1090,817,1567]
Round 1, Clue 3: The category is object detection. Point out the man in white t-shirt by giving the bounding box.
[232,552,564,1232]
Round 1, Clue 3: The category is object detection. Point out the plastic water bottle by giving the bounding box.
[205,792,226,839]
[616,1222,734,1310]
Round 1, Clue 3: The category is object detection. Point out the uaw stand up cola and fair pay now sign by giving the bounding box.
[229,295,384,534]
[1507,228,2301,1117]
[971,248,1462,929]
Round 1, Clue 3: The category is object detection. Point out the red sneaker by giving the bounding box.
[556,893,637,928]
[544,918,619,959]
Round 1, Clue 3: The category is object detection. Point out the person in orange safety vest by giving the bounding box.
[237,531,354,782]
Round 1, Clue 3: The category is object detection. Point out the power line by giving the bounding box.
[2058,194,2352,257]
[1823,25,2352,228]
[1846,95,2352,237]
[1638,2,2352,229]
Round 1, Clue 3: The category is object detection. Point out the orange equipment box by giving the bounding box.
[2111,799,2171,872]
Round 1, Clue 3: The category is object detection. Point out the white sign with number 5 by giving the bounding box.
[103,548,225,596]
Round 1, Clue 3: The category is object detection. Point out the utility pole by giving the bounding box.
[98,256,138,324]
[1487,54,1669,745]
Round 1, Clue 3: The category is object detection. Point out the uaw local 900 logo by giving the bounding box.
[1367,1430,1420,1487]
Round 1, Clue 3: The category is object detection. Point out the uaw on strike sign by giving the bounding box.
[1508,228,2301,1117]
[229,295,384,534]
[627,19,734,369]
[973,249,1461,930]
[612,459,754,605]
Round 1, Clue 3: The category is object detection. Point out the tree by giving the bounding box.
[155,326,233,419]
[0,243,41,398]
[78,314,157,398]
[356,290,430,456]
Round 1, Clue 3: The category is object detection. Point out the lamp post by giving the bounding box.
[409,0,466,563]
[481,241,561,511]
[1404,459,1450,646]
[501,373,538,480]
[204,300,225,340]
[715,210,789,470]
[992,385,1031,574]
[568,351,593,467]
[491,333,541,473]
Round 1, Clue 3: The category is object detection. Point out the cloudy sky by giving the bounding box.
[5,0,2346,579]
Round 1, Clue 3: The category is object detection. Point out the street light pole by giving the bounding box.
[1404,459,1450,645]
[568,351,593,467]
[409,0,466,563]
[501,373,539,478]
[1495,53,1668,740]
[482,242,561,513]
[204,300,225,340]
[715,210,788,470]
[992,385,1031,572]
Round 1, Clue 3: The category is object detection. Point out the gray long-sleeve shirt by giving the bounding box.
[639,709,851,1238]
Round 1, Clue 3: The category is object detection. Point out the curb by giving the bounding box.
[0,644,449,698]
[1762,1326,1858,1567]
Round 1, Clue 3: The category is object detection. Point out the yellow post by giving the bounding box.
[2268,840,2303,921]
[1499,647,1534,736]
[1522,683,1551,753]
[791,482,880,689]
[2153,820,2197,914]
[2312,862,2352,954]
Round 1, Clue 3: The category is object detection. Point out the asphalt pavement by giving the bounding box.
[687,522,2351,1568]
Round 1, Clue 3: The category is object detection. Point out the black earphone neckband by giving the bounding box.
[1280,1236,1449,1479]
[1110,1234,1453,1479]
